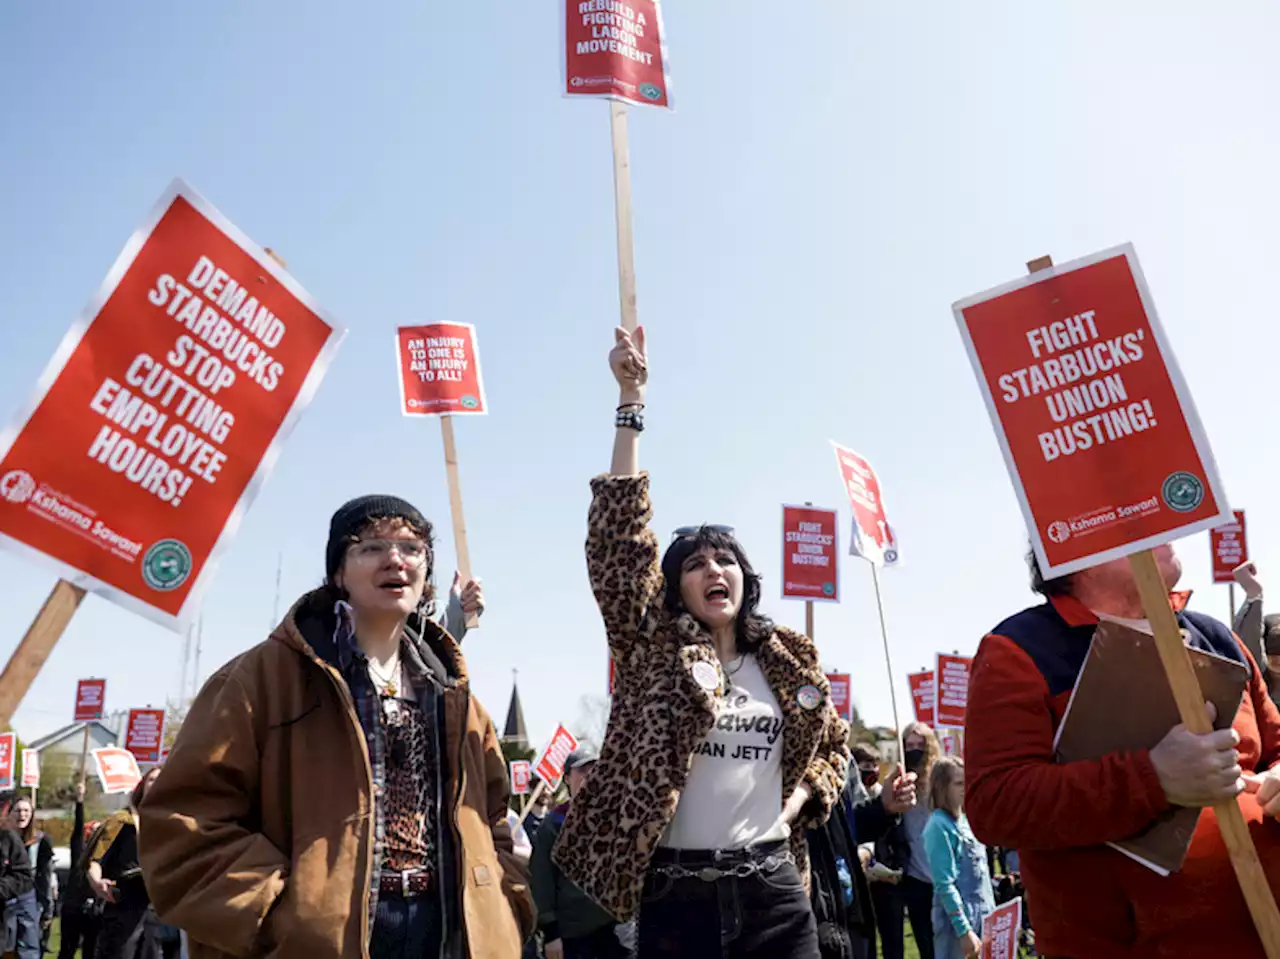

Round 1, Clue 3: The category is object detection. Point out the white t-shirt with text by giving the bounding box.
[662,653,789,850]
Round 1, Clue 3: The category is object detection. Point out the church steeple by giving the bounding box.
[502,669,529,750]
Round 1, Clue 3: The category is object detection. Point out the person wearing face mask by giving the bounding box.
[807,743,917,959]
[965,544,1280,959]
[553,328,851,959]
[140,496,534,959]
[869,724,940,959]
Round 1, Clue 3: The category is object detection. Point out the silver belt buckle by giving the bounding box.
[401,870,411,897]
[697,866,722,882]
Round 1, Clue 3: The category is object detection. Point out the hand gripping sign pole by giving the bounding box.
[959,251,1280,955]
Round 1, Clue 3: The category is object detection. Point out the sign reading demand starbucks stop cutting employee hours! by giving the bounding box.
[953,243,1231,577]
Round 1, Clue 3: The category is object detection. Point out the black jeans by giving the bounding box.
[870,877,934,959]
[564,924,628,959]
[638,842,819,959]
[370,892,442,959]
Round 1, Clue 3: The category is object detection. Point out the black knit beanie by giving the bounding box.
[325,495,430,581]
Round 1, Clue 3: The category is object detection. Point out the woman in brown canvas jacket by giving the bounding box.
[553,327,851,959]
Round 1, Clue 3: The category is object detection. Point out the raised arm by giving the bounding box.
[588,328,662,679]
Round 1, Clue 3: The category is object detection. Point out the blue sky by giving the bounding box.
[3,3,1279,746]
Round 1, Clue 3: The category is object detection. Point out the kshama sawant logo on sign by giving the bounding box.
[0,180,345,628]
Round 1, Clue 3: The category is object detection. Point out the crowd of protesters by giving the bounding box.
[1,328,1277,959]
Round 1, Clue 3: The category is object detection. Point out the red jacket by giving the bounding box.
[965,594,1280,958]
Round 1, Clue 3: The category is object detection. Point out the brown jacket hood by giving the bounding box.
[139,588,534,959]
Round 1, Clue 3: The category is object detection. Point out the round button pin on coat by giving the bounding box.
[797,685,822,711]
[691,661,719,692]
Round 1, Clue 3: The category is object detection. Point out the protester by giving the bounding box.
[140,494,533,959]
[533,745,625,959]
[1,797,37,959]
[10,795,53,953]
[524,782,551,838]
[554,327,850,959]
[60,782,101,959]
[922,758,993,959]
[872,723,939,959]
[1266,616,1280,708]
[89,767,162,959]
[807,743,917,959]
[966,543,1280,958]
[1233,562,1266,670]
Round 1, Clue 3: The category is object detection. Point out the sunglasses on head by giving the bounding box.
[672,524,735,541]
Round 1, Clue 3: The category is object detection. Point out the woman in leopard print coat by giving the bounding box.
[553,327,851,958]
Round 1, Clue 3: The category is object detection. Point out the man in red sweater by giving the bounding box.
[965,542,1280,958]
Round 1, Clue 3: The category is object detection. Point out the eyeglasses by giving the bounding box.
[348,539,430,566]
[672,524,735,540]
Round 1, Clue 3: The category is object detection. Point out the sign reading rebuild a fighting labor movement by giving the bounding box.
[0,181,344,628]
[781,505,839,602]
[1210,510,1248,584]
[563,0,673,108]
[395,324,487,417]
[826,672,852,721]
[953,244,1230,578]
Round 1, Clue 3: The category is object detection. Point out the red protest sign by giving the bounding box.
[782,505,839,602]
[981,898,1023,959]
[953,244,1230,578]
[534,724,579,792]
[20,750,39,789]
[510,760,532,796]
[92,747,142,795]
[935,655,972,729]
[826,673,852,721]
[0,733,14,790]
[395,324,487,418]
[125,708,166,764]
[74,678,106,722]
[908,671,935,727]
[831,443,899,566]
[1210,510,1248,585]
[563,0,673,108]
[0,181,344,629]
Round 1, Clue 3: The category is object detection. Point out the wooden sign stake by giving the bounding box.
[78,722,92,789]
[1028,255,1280,956]
[440,414,479,631]
[0,579,86,730]
[609,100,639,334]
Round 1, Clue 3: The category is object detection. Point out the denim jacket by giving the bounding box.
[922,809,994,937]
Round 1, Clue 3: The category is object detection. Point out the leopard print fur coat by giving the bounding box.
[553,473,850,921]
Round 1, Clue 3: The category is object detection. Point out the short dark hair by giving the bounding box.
[660,526,772,654]
[1028,545,1074,598]
[852,742,881,766]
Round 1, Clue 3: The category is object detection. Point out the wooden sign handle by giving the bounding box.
[440,415,479,631]
[609,100,639,334]
[517,779,547,826]
[1130,550,1280,956]
[0,579,86,729]
[1026,252,1280,955]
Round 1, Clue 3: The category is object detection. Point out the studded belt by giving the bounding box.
[652,850,795,882]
